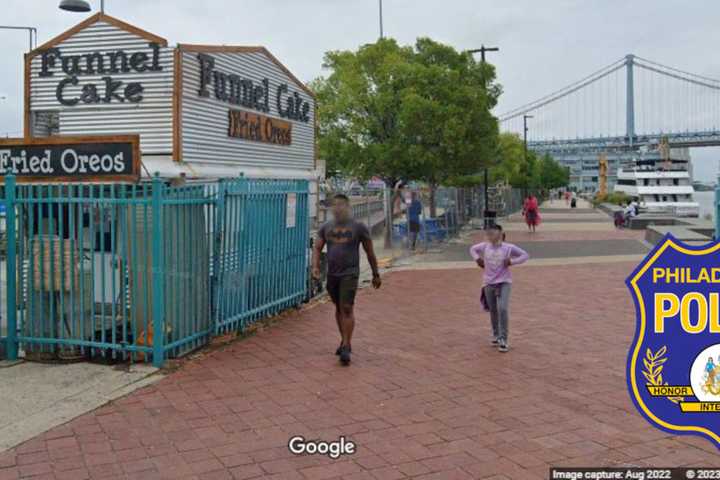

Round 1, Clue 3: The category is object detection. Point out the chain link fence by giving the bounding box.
[315,182,528,245]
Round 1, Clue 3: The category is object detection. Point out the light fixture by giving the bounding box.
[59,0,92,12]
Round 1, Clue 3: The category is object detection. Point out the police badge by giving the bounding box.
[627,234,720,446]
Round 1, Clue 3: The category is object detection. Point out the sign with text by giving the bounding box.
[0,135,140,183]
[228,108,292,146]
[39,43,163,106]
[198,53,311,123]
[627,234,720,448]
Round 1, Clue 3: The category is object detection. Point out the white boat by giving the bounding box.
[613,145,700,218]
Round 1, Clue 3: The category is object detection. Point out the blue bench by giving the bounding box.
[393,219,448,242]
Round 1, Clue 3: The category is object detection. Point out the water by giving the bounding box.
[696,190,716,220]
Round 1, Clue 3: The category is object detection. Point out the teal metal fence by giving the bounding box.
[213,179,309,333]
[2,175,309,367]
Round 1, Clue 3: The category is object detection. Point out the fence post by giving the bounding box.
[151,174,165,368]
[212,179,226,331]
[4,175,17,361]
[365,185,371,229]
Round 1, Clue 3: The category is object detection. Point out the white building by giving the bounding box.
[24,13,320,214]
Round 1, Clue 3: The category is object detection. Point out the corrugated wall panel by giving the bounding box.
[180,50,315,172]
[29,21,174,155]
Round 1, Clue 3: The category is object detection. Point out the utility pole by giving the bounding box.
[378,0,384,39]
[467,45,499,228]
[523,114,533,196]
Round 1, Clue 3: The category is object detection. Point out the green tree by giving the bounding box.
[312,37,501,216]
[537,153,570,190]
[492,133,568,191]
[492,132,528,187]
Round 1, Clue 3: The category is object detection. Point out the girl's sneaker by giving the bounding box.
[498,340,509,353]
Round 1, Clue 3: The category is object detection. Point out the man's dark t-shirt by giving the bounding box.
[318,219,371,277]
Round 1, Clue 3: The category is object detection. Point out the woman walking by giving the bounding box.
[523,194,541,233]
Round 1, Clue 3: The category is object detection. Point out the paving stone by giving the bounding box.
[2,202,719,479]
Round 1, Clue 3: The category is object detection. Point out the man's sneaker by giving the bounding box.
[335,345,352,355]
[498,340,509,353]
[339,346,351,365]
[491,336,499,345]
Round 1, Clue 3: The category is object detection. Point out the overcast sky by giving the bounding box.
[1,0,719,180]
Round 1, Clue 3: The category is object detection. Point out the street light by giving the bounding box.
[523,114,533,157]
[59,0,105,13]
[468,45,499,228]
[0,26,37,52]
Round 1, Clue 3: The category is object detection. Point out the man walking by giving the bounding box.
[407,191,423,250]
[312,194,381,365]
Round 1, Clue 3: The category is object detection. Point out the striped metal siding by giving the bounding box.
[181,51,315,172]
[29,22,174,154]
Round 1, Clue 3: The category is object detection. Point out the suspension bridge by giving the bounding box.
[499,54,720,155]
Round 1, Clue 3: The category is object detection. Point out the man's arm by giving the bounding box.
[312,235,325,279]
[361,237,381,288]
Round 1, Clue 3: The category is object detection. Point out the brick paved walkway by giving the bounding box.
[1,201,719,480]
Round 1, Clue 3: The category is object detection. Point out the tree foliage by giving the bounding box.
[491,132,569,190]
[311,38,501,186]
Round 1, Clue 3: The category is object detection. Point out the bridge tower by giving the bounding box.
[626,54,636,146]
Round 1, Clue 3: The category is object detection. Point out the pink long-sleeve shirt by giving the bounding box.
[469,241,530,285]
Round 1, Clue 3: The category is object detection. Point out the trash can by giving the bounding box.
[484,210,497,228]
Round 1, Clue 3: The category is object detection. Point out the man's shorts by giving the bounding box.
[327,274,359,305]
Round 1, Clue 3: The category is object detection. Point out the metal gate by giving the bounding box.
[213,179,309,333]
[1,175,309,367]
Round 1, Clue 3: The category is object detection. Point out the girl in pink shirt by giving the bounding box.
[469,224,529,352]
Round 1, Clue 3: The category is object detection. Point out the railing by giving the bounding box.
[316,195,385,227]
[2,175,309,367]
[392,186,528,250]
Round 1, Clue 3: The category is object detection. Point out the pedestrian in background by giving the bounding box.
[522,194,541,233]
[407,191,423,250]
[469,224,529,353]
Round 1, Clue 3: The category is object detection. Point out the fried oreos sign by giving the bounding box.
[0,135,140,183]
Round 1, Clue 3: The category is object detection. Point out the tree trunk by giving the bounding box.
[429,183,437,218]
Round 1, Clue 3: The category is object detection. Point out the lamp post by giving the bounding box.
[0,26,37,52]
[523,114,533,197]
[59,0,105,13]
[468,45,499,228]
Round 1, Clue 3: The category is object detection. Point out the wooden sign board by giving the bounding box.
[0,135,140,183]
[228,108,292,146]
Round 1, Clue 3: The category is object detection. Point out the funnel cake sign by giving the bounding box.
[38,43,162,106]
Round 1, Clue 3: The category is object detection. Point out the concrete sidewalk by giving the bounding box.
[0,363,160,453]
[1,199,719,480]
